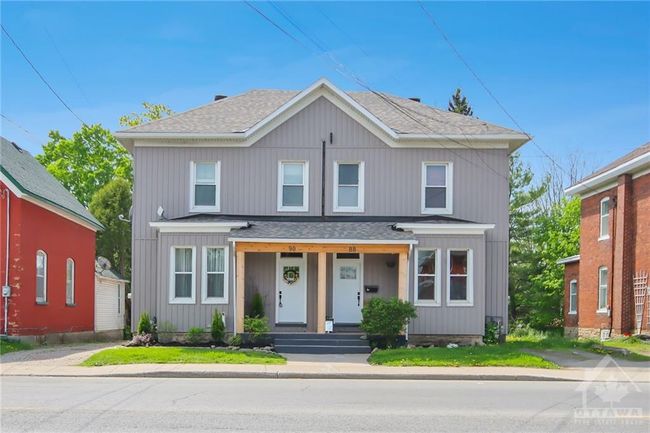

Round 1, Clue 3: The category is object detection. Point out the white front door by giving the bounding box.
[333,254,363,324]
[276,253,307,324]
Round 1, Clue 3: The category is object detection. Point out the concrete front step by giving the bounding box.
[274,338,368,347]
[275,344,371,354]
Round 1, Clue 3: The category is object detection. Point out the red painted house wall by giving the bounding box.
[0,183,96,335]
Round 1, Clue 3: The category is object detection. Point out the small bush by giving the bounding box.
[508,323,549,341]
[244,316,270,342]
[211,311,226,343]
[186,327,204,345]
[483,320,501,345]
[122,325,133,340]
[137,312,152,335]
[228,334,242,347]
[360,297,416,348]
[158,321,177,344]
[250,292,265,318]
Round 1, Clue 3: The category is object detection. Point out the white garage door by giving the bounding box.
[95,279,124,331]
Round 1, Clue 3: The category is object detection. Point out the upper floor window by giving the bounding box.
[190,161,220,212]
[568,279,577,314]
[36,250,47,303]
[447,249,473,306]
[598,266,608,312]
[421,162,453,214]
[334,161,364,212]
[278,161,308,212]
[414,249,441,306]
[599,197,609,240]
[169,246,196,304]
[202,246,228,304]
[66,258,75,305]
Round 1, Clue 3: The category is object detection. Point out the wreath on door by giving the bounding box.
[283,266,300,285]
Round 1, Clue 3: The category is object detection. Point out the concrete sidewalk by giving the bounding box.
[1,343,648,382]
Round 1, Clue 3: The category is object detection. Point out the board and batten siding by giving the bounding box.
[131,96,510,333]
[95,278,125,332]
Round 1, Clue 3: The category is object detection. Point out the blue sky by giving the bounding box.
[1,1,648,181]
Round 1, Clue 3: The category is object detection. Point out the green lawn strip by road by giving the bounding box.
[81,346,286,366]
[508,334,650,361]
[368,345,558,368]
[597,337,650,360]
[0,338,32,355]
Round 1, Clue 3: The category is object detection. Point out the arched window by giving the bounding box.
[66,258,75,305]
[36,250,47,303]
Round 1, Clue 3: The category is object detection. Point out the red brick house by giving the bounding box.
[0,137,103,340]
[560,142,649,339]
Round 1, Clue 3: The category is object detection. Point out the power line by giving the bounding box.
[44,26,91,106]
[0,113,47,146]
[1,24,86,125]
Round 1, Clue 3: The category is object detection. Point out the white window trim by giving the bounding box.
[190,161,221,213]
[446,248,474,307]
[413,248,441,307]
[333,161,365,213]
[36,250,47,303]
[66,258,75,305]
[117,284,122,314]
[598,197,610,241]
[568,279,577,314]
[201,246,229,305]
[597,266,608,313]
[421,162,453,215]
[169,246,197,304]
[277,160,309,212]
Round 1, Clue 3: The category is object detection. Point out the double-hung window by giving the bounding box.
[66,258,75,305]
[170,246,196,304]
[447,249,473,306]
[202,246,228,304]
[278,161,308,211]
[568,280,578,314]
[190,161,220,212]
[36,250,47,303]
[421,162,452,214]
[599,198,609,240]
[334,162,364,212]
[414,249,441,306]
[598,267,608,312]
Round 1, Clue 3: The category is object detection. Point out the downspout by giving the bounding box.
[232,240,237,336]
[1,188,9,336]
[321,140,326,217]
[609,196,617,336]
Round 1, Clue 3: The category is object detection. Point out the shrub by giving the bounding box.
[483,320,501,345]
[125,333,154,347]
[360,297,416,348]
[250,292,265,318]
[186,327,204,345]
[158,321,177,344]
[211,311,226,343]
[137,312,152,335]
[122,325,133,341]
[228,334,242,347]
[244,315,270,342]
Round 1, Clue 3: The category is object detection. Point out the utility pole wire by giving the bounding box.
[1,24,86,125]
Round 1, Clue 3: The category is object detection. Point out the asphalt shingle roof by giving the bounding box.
[120,88,521,137]
[0,137,102,229]
[571,141,650,186]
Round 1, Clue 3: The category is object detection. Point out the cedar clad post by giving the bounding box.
[317,252,327,333]
[398,251,408,302]
[236,250,245,334]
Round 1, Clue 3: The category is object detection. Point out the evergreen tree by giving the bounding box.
[448,88,474,116]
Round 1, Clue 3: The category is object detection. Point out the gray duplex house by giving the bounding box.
[115,79,529,347]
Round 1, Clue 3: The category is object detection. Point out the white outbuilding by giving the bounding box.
[95,257,128,336]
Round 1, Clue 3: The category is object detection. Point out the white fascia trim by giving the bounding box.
[556,254,580,265]
[96,274,130,284]
[150,221,248,233]
[227,237,418,245]
[115,78,529,150]
[565,152,650,196]
[394,223,495,235]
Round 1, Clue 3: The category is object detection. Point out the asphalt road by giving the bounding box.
[1,376,648,433]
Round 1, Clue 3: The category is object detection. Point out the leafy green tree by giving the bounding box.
[36,124,132,206]
[89,178,132,278]
[508,153,547,323]
[119,102,173,128]
[448,88,474,116]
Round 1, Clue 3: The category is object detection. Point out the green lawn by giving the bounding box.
[368,345,558,368]
[0,338,32,355]
[81,346,286,366]
[598,337,650,359]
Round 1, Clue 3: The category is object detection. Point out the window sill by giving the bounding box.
[447,301,474,307]
[333,207,364,213]
[201,298,228,305]
[421,208,453,215]
[598,235,610,241]
[567,311,577,315]
[169,299,196,305]
[35,301,48,306]
[277,207,308,213]
[65,303,76,307]
[414,302,441,307]
[596,309,609,314]
[190,206,220,213]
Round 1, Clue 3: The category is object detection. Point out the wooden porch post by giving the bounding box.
[236,250,245,334]
[398,251,408,302]
[317,252,327,333]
